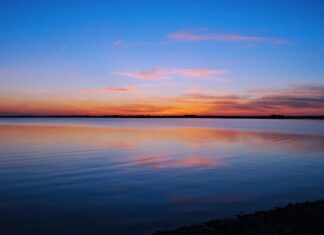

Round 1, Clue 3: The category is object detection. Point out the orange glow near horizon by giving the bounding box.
[0,85,323,116]
[1,1,323,117]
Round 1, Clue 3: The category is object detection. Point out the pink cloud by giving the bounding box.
[172,68,224,77]
[113,68,226,81]
[105,87,135,92]
[81,87,135,94]
[113,69,164,81]
[167,30,289,44]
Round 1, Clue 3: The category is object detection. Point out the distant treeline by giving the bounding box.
[0,115,323,119]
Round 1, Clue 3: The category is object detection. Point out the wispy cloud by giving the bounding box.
[249,85,324,97]
[113,68,226,81]
[183,87,232,97]
[113,69,164,81]
[177,84,324,114]
[173,68,223,77]
[167,29,289,44]
[81,87,135,94]
[113,38,169,47]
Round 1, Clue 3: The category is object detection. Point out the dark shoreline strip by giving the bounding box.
[153,199,324,235]
[0,115,323,120]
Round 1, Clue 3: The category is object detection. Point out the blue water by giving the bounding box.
[0,118,324,234]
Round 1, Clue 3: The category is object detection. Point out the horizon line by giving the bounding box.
[0,114,323,120]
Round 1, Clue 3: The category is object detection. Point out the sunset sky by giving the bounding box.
[0,0,323,115]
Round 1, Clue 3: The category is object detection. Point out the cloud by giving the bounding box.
[113,69,164,81]
[113,68,226,81]
[113,38,169,47]
[167,30,289,44]
[81,87,135,94]
[183,87,232,97]
[252,95,324,109]
[178,84,324,114]
[249,85,324,97]
[1,83,323,116]
[173,68,223,77]
[105,87,135,92]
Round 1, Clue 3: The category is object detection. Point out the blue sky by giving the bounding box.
[0,0,323,115]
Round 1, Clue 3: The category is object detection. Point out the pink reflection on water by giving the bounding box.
[134,156,220,169]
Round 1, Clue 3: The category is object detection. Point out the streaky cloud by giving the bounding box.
[1,85,323,116]
[81,87,135,94]
[113,38,169,47]
[113,68,226,81]
[167,29,289,44]
[179,84,324,114]
[113,69,164,81]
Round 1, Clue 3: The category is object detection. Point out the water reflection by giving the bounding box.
[0,121,324,235]
[134,156,220,169]
[1,124,324,153]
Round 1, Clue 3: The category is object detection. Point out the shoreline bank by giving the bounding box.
[153,199,324,235]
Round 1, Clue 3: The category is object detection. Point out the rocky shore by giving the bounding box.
[153,199,324,235]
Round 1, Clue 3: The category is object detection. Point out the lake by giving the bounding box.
[1,118,324,235]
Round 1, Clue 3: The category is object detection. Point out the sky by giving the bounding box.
[0,0,323,115]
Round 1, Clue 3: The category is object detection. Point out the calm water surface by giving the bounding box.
[0,118,324,234]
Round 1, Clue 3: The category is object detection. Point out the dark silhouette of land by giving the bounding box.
[0,115,323,119]
[153,199,324,235]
